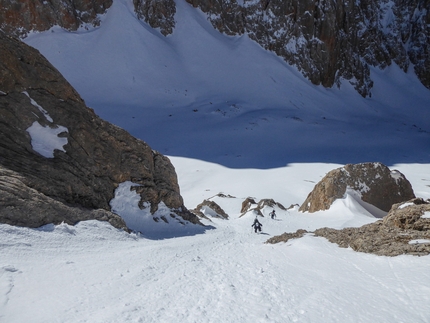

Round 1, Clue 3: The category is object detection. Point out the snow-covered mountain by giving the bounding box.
[1,0,430,322]
[19,0,430,168]
[2,0,429,96]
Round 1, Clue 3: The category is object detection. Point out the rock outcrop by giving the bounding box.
[0,32,200,229]
[313,198,430,256]
[133,0,176,36]
[193,199,229,219]
[241,197,286,217]
[299,162,415,213]
[184,0,430,96]
[0,166,127,229]
[0,0,113,37]
[268,198,430,257]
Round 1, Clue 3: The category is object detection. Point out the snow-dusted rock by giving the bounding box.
[192,199,229,219]
[269,198,430,256]
[299,162,415,213]
[312,198,430,256]
[0,0,112,37]
[241,197,286,216]
[134,0,176,36]
[185,0,429,96]
[0,0,428,95]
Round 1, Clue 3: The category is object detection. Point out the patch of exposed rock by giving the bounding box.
[134,0,176,36]
[0,166,127,230]
[192,199,229,220]
[0,32,200,229]
[266,229,308,244]
[299,162,415,214]
[268,198,430,257]
[241,197,286,217]
[0,0,113,37]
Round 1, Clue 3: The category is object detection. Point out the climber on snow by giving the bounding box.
[270,209,276,219]
[252,217,262,233]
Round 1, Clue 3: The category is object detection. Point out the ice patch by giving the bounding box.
[26,121,68,158]
[408,239,430,245]
[399,202,414,209]
[422,212,430,219]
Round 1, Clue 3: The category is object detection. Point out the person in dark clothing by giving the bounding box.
[270,210,276,219]
[252,218,262,233]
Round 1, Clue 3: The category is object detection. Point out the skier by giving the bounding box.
[270,210,276,219]
[251,217,262,233]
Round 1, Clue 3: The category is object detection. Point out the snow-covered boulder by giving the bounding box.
[299,162,415,214]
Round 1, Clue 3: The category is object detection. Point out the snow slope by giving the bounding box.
[23,0,430,168]
[1,0,430,322]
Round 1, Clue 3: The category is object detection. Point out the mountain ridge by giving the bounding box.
[1,0,428,96]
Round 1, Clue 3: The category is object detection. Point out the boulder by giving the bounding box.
[299,162,415,213]
[0,32,200,229]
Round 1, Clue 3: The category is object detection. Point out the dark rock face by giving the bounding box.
[0,0,112,37]
[268,198,430,256]
[184,0,430,96]
[299,162,415,213]
[0,32,200,228]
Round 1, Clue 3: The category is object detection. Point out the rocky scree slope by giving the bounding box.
[0,0,428,97]
[268,198,430,257]
[0,32,199,229]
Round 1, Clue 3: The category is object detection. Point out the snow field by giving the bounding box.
[2,160,430,322]
[2,0,429,321]
[2,209,430,323]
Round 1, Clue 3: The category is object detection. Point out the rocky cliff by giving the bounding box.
[184,0,429,96]
[1,0,428,97]
[0,31,200,229]
[0,0,112,37]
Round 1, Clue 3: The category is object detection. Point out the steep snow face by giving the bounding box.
[23,0,430,168]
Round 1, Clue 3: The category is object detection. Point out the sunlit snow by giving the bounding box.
[1,0,430,322]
